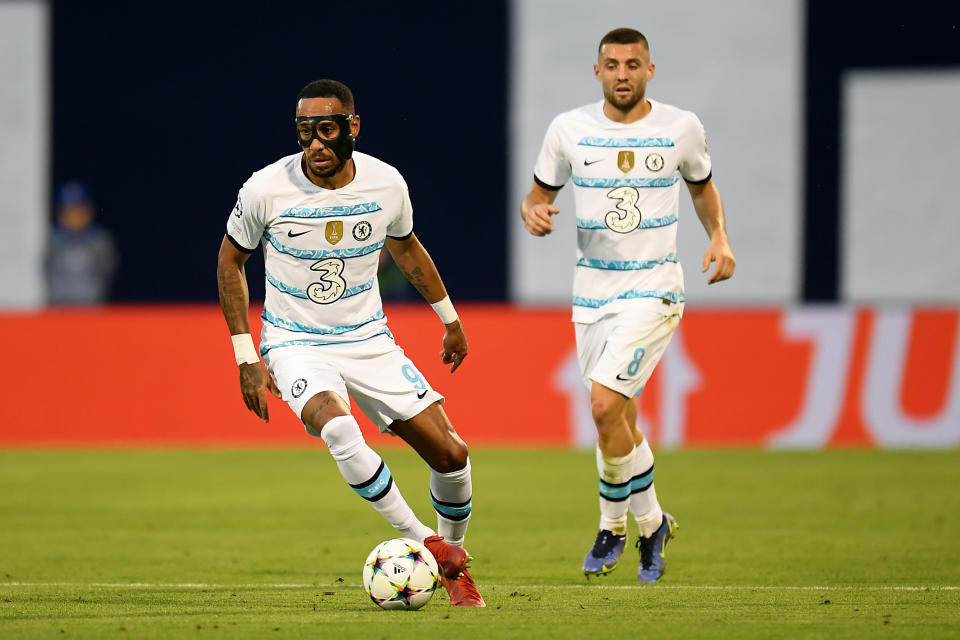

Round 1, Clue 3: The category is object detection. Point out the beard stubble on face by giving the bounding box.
[309,160,345,179]
[304,150,345,179]
[604,85,644,114]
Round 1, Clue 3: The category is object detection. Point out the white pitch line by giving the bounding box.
[0,582,958,592]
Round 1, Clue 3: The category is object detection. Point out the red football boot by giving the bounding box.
[440,567,486,607]
[423,535,471,580]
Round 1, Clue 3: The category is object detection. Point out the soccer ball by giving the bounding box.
[362,538,440,610]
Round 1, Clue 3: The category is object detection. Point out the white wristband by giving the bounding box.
[430,296,458,325]
[231,333,259,365]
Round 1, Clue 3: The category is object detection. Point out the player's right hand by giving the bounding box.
[239,361,281,422]
[524,203,560,236]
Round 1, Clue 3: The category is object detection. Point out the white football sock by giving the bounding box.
[629,437,664,538]
[429,457,472,546]
[320,415,434,541]
[596,445,635,536]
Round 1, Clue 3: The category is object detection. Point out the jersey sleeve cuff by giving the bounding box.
[683,171,712,186]
[387,230,413,241]
[226,233,256,254]
[534,174,563,191]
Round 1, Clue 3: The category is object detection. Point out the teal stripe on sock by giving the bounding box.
[599,478,632,501]
[431,494,472,520]
[630,467,654,494]
[350,462,392,501]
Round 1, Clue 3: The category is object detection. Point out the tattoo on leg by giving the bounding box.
[307,393,342,426]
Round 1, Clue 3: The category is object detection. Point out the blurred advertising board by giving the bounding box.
[1,305,956,449]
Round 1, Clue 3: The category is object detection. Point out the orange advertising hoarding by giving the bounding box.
[0,305,957,448]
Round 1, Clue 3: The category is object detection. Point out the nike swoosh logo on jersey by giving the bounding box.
[583,158,603,166]
[287,229,311,238]
[417,390,428,399]
[616,374,632,381]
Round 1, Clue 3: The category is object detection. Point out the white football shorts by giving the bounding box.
[575,301,683,398]
[262,333,444,435]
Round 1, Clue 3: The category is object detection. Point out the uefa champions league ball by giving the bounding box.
[362,538,440,610]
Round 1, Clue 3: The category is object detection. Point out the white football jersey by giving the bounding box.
[533,99,711,323]
[226,151,413,355]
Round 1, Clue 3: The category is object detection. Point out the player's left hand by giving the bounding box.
[702,238,736,284]
[239,360,282,422]
[440,320,469,373]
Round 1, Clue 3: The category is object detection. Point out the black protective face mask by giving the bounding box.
[295,114,356,162]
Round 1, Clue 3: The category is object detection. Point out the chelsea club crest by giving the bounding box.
[352,220,372,241]
[292,378,307,398]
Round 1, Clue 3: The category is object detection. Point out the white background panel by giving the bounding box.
[842,70,960,303]
[0,1,48,308]
[509,0,802,305]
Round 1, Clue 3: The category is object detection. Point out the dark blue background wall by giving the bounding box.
[53,1,959,303]
[802,0,960,301]
[52,0,508,302]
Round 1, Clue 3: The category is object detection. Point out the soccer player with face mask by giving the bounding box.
[521,29,736,582]
[217,79,484,606]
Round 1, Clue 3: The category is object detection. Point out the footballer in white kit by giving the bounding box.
[225,149,441,429]
[217,79,484,607]
[521,29,735,583]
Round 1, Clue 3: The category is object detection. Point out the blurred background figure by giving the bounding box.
[44,181,118,305]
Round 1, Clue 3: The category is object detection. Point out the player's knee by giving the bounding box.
[319,415,365,462]
[431,440,469,473]
[591,398,620,427]
[301,391,350,433]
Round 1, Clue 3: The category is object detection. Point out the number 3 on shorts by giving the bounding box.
[604,186,641,233]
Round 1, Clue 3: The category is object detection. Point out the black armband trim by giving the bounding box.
[684,171,713,186]
[226,233,256,254]
[534,174,563,191]
[387,230,413,241]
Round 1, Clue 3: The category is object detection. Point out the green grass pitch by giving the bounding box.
[1,448,958,638]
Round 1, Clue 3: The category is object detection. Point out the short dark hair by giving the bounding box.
[296,79,355,112]
[598,28,649,54]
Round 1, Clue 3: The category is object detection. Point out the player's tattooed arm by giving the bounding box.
[384,233,448,302]
[405,265,429,296]
[217,235,281,421]
[385,233,469,372]
[687,180,736,284]
[217,235,253,335]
